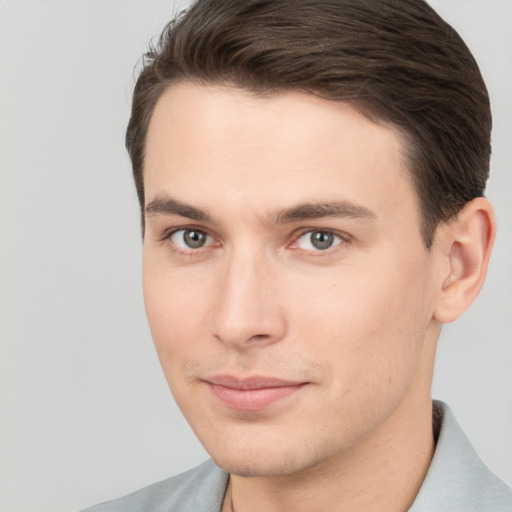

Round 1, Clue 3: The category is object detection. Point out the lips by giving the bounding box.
[204,375,307,411]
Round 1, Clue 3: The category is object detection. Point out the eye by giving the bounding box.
[295,230,344,251]
[169,228,214,250]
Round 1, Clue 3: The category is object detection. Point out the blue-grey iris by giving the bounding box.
[183,230,207,248]
[311,231,335,250]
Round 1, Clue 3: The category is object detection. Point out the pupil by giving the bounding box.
[184,230,206,248]
[311,231,333,250]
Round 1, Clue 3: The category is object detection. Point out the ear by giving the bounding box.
[433,197,496,324]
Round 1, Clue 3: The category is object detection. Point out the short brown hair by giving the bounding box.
[126,0,491,247]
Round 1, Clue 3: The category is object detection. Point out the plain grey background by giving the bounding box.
[0,1,511,511]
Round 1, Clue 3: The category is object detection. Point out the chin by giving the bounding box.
[206,436,334,478]
[213,455,305,478]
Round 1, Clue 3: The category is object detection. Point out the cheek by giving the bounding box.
[142,261,213,367]
[289,259,431,392]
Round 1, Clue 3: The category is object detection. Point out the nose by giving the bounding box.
[209,249,287,349]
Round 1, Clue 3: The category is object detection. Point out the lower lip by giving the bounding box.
[207,383,306,411]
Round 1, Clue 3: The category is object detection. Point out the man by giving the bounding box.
[83,0,512,510]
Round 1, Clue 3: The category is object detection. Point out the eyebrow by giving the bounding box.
[145,195,376,224]
[271,201,377,224]
[145,196,212,222]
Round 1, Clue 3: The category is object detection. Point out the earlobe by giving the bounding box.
[434,197,496,324]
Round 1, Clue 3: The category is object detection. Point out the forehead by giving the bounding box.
[144,83,419,227]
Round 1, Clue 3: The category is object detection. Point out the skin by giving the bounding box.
[142,83,495,511]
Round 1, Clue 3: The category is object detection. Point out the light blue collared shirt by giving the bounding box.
[82,401,512,511]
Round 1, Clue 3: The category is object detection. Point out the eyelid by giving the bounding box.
[159,225,212,242]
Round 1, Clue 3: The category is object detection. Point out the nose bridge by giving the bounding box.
[210,244,285,348]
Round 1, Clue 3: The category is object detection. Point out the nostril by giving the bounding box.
[250,334,270,342]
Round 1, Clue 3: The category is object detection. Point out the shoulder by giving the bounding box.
[80,459,228,512]
[410,401,512,511]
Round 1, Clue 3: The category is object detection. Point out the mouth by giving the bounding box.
[203,375,308,411]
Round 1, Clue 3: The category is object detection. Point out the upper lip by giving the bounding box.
[204,375,306,390]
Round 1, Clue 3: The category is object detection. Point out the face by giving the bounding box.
[142,83,441,477]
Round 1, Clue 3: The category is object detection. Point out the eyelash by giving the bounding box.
[159,226,351,257]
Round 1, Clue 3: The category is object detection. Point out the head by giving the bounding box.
[131,0,495,478]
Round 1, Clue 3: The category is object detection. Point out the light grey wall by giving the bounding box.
[0,1,510,511]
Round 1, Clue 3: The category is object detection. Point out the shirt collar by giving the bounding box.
[409,400,511,511]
